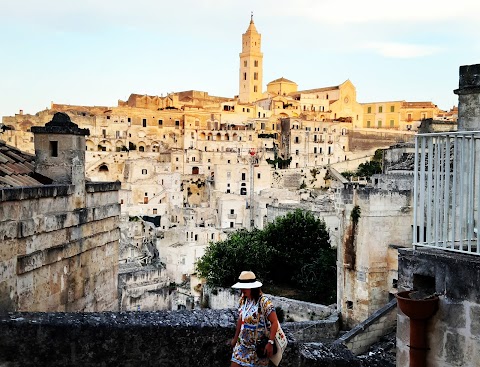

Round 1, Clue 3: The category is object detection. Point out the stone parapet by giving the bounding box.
[0,310,364,367]
[0,184,73,202]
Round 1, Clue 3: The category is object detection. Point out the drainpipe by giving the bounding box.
[396,290,439,367]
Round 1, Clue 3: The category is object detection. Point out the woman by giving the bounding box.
[230,271,279,367]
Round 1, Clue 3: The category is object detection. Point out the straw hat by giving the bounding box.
[231,271,263,289]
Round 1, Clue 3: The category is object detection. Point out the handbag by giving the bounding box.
[256,334,277,358]
[254,296,288,366]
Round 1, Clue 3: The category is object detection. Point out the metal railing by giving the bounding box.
[413,131,480,255]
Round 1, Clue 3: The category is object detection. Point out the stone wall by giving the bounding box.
[336,298,397,355]
[397,248,480,367]
[0,182,121,312]
[0,310,364,367]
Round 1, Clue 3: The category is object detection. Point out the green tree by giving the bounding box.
[196,209,336,304]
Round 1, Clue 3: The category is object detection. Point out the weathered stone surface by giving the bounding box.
[470,305,480,336]
[445,332,465,366]
[0,310,398,367]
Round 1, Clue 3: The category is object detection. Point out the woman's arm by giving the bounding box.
[265,310,279,357]
[231,315,242,348]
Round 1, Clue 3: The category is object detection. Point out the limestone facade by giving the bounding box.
[0,113,120,312]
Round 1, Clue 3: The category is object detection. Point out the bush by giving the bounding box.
[196,209,336,304]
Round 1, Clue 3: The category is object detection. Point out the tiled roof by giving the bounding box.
[0,140,52,188]
[268,77,297,85]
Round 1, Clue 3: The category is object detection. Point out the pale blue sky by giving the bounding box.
[1,0,479,119]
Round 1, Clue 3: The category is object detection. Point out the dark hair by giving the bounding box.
[240,287,262,304]
[251,287,262,303]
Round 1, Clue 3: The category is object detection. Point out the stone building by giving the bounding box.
[396,63,480,367]
[238,15,263,104]
[0,112,120,312]
[361,100,445,131]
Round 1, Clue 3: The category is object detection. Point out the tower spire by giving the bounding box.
[251,11,253,22]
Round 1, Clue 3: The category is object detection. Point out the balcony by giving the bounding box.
[413,131,480,255]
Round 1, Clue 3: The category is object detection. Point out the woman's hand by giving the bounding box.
[264,342,274,358]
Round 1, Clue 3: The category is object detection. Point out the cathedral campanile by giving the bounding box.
[239,14,263,104]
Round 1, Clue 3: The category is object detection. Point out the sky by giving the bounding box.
[1,0,479,119]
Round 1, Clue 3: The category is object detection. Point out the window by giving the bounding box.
[294,137,299,143]
[158,119,163,126]
[227,171,231,179]
[367,120,371,128]
[390,120,394,127]
[254,60,258,67]
[254,72,258,80]
[116,131,120,138]
[127,117,131,123]
[295,150,299,155]
[314,147,317,154]
[153,209,157,214]
[142,118,147,127]
[378,120,382,128]
[50,141,58,157]
[367,107,371,113]
[142,169,147,175]
[244,72,247,80]
[230,209,234,214]
[346,301,353,310]
[379,106,383,113]
[244,60,247,67]
[390,106,395,112]
[176,157,179,162]
[254,85,258,92]
[230,222,234,228]
[257,173,261,179]
[102,129,106,138]
[242,173,246,181]
[175,120,180,127]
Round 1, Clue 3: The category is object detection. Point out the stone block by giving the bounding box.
[0,220,18,240]
[470,305,480,336]
[445,331,465,366]
[17,250,44,274]
[0,239,17,262]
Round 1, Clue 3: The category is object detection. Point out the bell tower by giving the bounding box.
[239,14,263,104]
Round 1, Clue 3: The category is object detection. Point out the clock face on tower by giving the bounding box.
[344,96,349,104]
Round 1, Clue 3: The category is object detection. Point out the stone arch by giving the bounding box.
[199,132,206,140]
[99,164,109,172]
[224,133,229,141]
[137,141,146,152]
[151,141,161,152]
[86,139,95,151]
[215,133,221,141]
[233,133,238,141]
[98,140,112,152]
[115,140,124,152]
[207,132,213,141]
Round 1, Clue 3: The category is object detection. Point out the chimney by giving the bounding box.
[31,112,90,208]
[454,64,480,131]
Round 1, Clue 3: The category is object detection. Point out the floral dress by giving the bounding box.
[231,295,275,367]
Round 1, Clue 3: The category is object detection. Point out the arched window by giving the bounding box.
[99,164,109,172]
